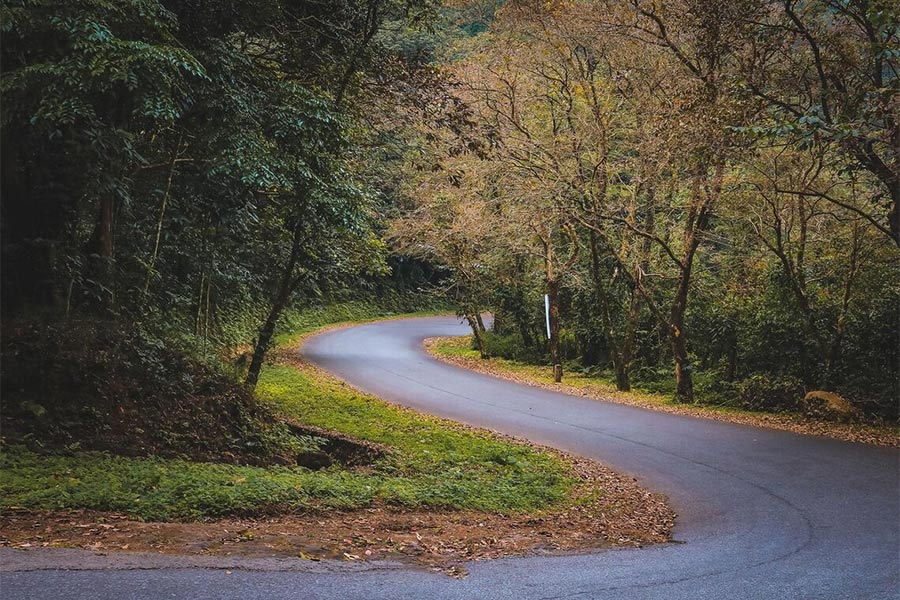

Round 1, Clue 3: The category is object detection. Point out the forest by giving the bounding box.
[1,0,898,451]
[394,0,900,417]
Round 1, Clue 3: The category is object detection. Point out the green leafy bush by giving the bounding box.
[736,374,806,413]
[480,330,579,364]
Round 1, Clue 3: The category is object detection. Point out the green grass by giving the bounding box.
[0,312,575,521]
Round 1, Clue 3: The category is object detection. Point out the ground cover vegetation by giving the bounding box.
[428,336,899,446]
[0,345,573,520]
[1,324,675,564]
[392,0,900,421]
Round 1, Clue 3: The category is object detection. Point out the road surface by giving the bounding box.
[3,316,898,599]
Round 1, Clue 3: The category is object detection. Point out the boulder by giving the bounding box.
[800,391,858,423]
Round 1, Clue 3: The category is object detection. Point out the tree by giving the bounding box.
[1,0,433,390]
[741,0,900,245]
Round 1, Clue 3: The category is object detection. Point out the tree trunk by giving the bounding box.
[245,224,304,389]
[670,277,693,403]
[616,290,642,392]
[99,197,114,259]
[465,313,487,359]
[245,293,291,389]
[588,230,638,392]
[726,333,738,381]
[671,321,692,403]
[519,319,534,348]
[475,313,486,332]
[142,135,182,298]
[96,196,116,308]
[670,251,694,403]
[613,354,630,391]
[825,220,862,384]
[547,278,562,383]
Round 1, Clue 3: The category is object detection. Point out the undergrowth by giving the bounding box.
[0,313,574,521]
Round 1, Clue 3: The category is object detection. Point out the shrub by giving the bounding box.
[481,331,544,363]
[0,319,309,464]
[736,374,806,413]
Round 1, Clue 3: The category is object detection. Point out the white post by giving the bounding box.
[544,293,551,339]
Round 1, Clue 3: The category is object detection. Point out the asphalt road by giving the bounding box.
[3,315,898,599]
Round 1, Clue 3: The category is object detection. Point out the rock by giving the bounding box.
[800,391,858,423]
[296,451,333,470]
[271,454,295,466]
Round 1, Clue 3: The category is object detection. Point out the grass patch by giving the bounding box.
[0,315,575,521]
[431,337,790,415]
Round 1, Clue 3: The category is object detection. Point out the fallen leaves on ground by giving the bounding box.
[0,451,674,575]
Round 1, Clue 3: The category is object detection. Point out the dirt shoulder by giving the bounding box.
[1,449,672,576]
[425,337,899,449]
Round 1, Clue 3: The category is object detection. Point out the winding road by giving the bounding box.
[3,315,898,599]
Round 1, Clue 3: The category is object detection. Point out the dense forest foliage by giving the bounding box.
[0,0,473,452]
[1,0,451,371]
[1,0,897,440]
[392,0,900,417]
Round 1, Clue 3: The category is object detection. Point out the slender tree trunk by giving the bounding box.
[669,165,722,403]
[96,196,116,307]
[99,198,114,259]
[245,292,291,389]
[615,292,641,392]
[726,332,738,381]
[195,274,205,335]
[613,355,630,391]
[203,274,212,358]
[671,267,693,402]
[825,221,862,384]
[671,319,692,402]
[464,313,488,359]
[670,257,695,402]
[475,313,486,332]
[519,319,534,348]
[142,136,182,297]
[588,230,637,391]
[334,0,379,104]
[245,224,304,389]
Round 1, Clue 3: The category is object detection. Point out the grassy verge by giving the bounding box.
[428,336,899,448]
[0,312,574,522]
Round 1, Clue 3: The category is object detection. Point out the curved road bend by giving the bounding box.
[2,315,898,599]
